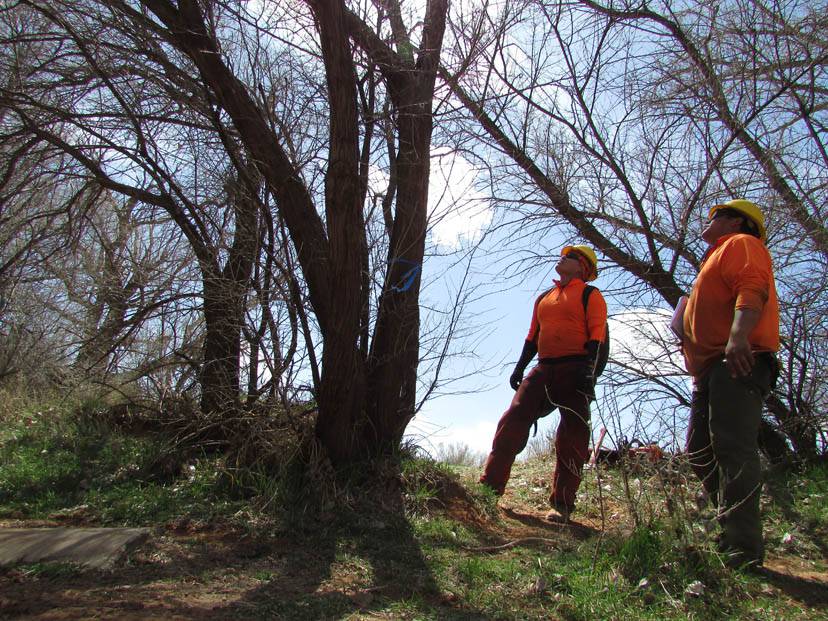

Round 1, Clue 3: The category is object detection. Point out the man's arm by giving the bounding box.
[725,308,762,377]
[720,237,771,378]
[510,340,538,390]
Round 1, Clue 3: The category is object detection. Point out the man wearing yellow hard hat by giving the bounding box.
[480,244,608,523]
[682,199,779,570]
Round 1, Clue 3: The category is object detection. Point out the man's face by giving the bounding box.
[702,209,743,245]
[555,252,585,279]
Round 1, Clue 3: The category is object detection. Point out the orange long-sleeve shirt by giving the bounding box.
[527,279,607,359]
[683,233,779,378]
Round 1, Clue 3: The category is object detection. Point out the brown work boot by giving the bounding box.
[544,505,572,524]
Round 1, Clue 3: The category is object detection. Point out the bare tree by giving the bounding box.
[442,0,826,457]
[0,1,280,423]
[0,0,454,465]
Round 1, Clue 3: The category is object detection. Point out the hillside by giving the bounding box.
[1,439,826,620]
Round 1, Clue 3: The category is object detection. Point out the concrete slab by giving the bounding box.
[0,528,150,570]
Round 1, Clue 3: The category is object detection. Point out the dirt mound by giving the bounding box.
[428,476,492,527]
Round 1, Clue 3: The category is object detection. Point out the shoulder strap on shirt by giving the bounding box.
[581,285,596,314]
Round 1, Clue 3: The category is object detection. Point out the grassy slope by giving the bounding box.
[0,403,826,620]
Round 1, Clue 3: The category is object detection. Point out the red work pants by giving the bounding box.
[480,361,591,510]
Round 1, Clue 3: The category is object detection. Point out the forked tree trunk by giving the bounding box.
[364,88,433,454]
[199,274,243,417]
[198,176,258,423]
[143,0,447,465]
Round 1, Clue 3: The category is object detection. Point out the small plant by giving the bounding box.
[400,456,455,515]
[616,523,664,583]
[17,562,82,580]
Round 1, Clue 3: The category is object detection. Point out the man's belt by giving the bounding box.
[538,354,589,365]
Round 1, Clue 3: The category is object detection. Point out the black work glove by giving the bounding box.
[509,340,538,391]
[579,339,600,401]
[585,340,600,362]
[576,365,596,401]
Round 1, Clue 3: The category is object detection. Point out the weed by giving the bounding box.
[616,524,665,583]
[412,516,476,547]
[17,562,82,580]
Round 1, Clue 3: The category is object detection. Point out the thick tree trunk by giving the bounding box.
[199,275,243,418]
[758,418,794,466]
[310,0,368,463]
[198,175,258,422]
[365,98,431,454]
[362,0,448,454]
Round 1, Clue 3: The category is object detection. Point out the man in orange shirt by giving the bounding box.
[480,245,607,523]
[683,199,779,569]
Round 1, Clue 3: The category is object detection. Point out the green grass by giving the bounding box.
[11,562,83,580]
[0,402,248,525]
[1,396,825,620]
[761,463,828,564]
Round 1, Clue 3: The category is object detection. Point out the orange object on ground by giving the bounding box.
[629,444,664,463]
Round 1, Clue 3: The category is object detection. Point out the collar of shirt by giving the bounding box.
[553,277,585,289]
[700,232,740,265]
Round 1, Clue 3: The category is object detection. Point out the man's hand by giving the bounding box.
[576,365,596,400]
[584,340,600,362]
[725,332,754,377]
[509,369,523,391]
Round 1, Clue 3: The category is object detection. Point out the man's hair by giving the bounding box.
[716,207,761,239]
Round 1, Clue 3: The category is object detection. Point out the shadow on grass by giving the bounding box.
[0,510,491,620]
[218,487,495,620]
[758,566,828,608]
[501,506,599,541]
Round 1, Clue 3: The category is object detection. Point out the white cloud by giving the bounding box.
[406,409,496,457]
[427,147,493,249]
[608,308,686,375]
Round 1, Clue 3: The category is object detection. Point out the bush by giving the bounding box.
[434,442,485,467]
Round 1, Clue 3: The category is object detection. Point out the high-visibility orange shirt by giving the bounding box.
[526,279,607,358]
[683,233,779,378]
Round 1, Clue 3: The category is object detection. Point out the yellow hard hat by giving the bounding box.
[708,199,767,241]
[561,245,598,281]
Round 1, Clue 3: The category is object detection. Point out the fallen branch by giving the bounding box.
[465,537,560,553]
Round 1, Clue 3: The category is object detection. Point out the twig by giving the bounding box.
[465,537,560,553]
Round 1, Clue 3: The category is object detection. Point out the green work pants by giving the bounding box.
[686,355,774,564]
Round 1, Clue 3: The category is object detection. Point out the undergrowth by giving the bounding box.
[0,396,248,525]
[0,391,825,620]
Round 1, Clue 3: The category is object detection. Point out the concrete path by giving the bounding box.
[0,528,150,570]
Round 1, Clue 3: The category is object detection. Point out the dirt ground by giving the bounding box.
[1,484,827,620]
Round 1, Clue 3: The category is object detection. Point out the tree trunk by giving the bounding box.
[360,0,448,456]
[365,92,431,453]
[199,174,258,422]
[309,0,368,463]
[758,418,794,466]
[199,274,242,417]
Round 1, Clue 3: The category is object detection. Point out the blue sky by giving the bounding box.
[405,149,691,460]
